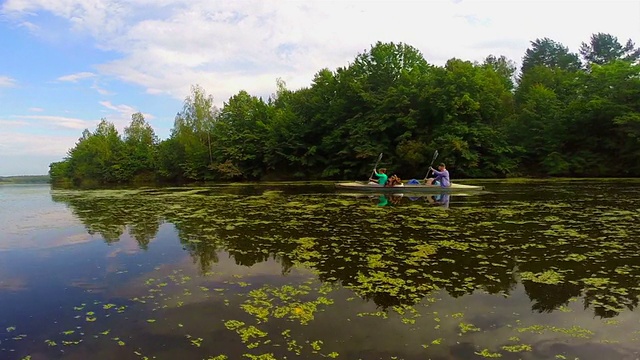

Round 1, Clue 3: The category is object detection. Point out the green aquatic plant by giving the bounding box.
[190,337,204,347]
[436,240,469,251]
[458,322,480,334]
[582,277,610,288]
[519,270,565,285]
[501,344,532,352]
[310,340,323,351]
[474,349,502,358]
[242,354,277,360]
[516,324,593,339]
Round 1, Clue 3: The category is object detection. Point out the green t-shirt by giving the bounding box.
[376,173,388,186]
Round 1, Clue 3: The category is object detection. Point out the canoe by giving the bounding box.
[334,181,485,192]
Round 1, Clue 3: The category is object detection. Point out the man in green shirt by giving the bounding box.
[369,168,388,186]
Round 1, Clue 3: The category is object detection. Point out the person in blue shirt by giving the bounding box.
[426,163,450,187]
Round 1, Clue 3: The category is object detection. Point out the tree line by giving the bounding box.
[0,175,50,184]
[49,32,640,185]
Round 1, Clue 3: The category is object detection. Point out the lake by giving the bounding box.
[1,180,640,360]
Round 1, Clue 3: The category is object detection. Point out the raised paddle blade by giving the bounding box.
[424,150,439,180]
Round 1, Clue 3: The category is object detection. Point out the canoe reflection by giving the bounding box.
[350,193,452,208]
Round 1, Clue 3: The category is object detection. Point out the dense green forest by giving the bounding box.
[49,33,640,185]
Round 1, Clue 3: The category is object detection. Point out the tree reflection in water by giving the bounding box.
[51,183,640,318]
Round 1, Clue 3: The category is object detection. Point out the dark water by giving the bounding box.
[2,180,640,360]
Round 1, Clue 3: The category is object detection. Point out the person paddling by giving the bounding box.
[426,163,450,187]
[369,168,388,186]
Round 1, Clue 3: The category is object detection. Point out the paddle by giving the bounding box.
[423,150,439,182]
[369,153,383,182]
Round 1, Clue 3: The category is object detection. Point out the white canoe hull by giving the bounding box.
[334,181,485,192]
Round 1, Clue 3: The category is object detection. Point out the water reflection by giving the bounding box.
[426,193,450,208]
[341,192,451,208]
[48,185,640,319]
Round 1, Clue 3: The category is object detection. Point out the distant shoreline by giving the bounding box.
[0,175,50,184]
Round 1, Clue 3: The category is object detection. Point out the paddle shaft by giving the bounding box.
[424,150,439,180]
[369,153,383,181]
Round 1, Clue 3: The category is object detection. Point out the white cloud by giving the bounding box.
[0,131,78,156]
[91,83,113,95]
[99,100,136,113]
[0,113,96,174]
[19,21,39,32]
[0,119,29,127]
[13,115,97,130]
[2,0,639,106]
[57,72,96,82]
[29,107,44,112]
[0,76,16,87]
[57,72,116,96]
[1,0,127,38]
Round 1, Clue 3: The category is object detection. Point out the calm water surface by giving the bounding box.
[1,181,640,360]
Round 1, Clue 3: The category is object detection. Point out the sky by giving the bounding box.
[0,0,638,176]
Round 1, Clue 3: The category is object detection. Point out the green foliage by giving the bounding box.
[212,90,271,179]
[562,60,640,175]
[482,54,517,90]
[511,84,565,173]
[50,33,640,182]
[169,85,219,181]
[122,112,158,182]
[580,33,640,65]
[521,37,581,73]
[513,36,640,177]
[61,119,125,185]
[423,58,517,177]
